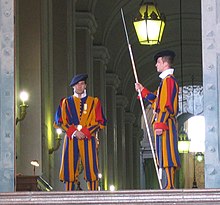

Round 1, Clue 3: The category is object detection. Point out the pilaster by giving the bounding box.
[76,12,97,94]
[133,127,143,189]
[116,95,128,189]
[124,112,136,189]
[202,0,220,188]
[0,0,14,192]
[105,73,120,190]
[93,45,109,190]
[93,45,109,102]
[67,0,77,87]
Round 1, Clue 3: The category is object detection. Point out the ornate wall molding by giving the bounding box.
[106,73,120,90]
[116,95,128,108]
[76,12,97,37]
[124,112,136,125]
[93,45,110,65]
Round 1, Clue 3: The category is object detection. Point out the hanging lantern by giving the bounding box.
[178,129,190,153]
[133,2,165,45]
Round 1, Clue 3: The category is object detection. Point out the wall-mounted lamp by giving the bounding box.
[16,91,29,125]
[31,160,39,176]
[49,128,63,154]
[191,152,204,188]
[196,152,204,162]
[133,1,165,45]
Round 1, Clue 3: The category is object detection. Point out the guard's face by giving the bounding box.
[73,81,86,94]
[155,57,166,73]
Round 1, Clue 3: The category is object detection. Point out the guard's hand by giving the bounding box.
[75,130,86,140]
[135,83,144,92]
[155,128,163,136]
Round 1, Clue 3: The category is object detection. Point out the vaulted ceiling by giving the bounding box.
[76,0,202,119]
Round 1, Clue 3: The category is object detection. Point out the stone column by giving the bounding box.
[0,0,14,192]
[124,112,136,189]
[202,0,220,188]
[116,95,128,190]
[76,12,97,94]
[105,73,120,190]
[93,45,109,190]
[133,127,143,189]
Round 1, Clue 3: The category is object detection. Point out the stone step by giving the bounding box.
[0,189,220,204]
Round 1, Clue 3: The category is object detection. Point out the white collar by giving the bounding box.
[73,89,87,98]
[159,68,174,79]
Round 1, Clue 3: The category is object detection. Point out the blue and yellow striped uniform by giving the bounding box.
[54,95,106,190]
[141,74,181,189]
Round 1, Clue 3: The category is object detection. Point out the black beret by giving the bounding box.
[69,73,88,87]
[154,50,176,62]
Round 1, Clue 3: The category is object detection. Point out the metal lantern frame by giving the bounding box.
[133,2,165,45]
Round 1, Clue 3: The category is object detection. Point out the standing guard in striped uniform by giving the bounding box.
[54,73,106,191]
[135,50,181,189]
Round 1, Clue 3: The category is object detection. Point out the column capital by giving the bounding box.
[133,127,144,137]
[93,45,110,65]
[76,12,97,35]
[116,95,128,108]
[125,112,136,124]
[106,73,120,90]
[133,127,144,141]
